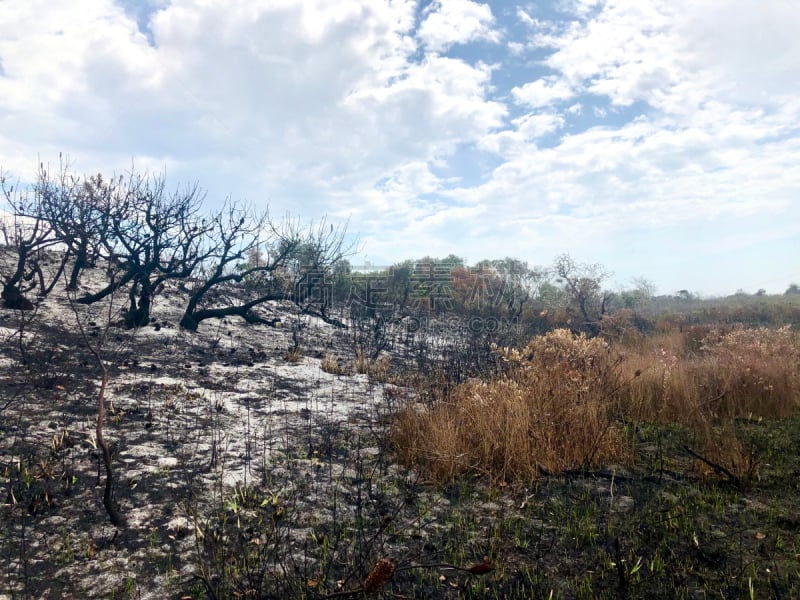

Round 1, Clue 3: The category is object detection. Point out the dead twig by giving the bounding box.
[683,445,741,487]
[65,274,127,527]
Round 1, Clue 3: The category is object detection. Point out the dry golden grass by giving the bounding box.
[284,348,302,363]
[370,353,392,382]
[621,325,800,424]
[353,350,391,382]
[321,353,350,376]
[353,348,368,375]
[619,325,800,482]
[706,325,800,418]
[393,329,631,483]
[394,324,800,484]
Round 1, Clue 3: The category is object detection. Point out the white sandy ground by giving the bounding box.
[0,267,418,598]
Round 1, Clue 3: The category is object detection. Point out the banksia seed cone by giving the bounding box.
[362,558,395,593]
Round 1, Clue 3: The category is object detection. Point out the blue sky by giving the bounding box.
[1,0,798,296]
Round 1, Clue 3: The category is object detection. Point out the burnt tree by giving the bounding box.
[553,254,611,336]
[0,169,64,309]
[179,209,355,331]
[76,172,213,328]
[31,161,113,291]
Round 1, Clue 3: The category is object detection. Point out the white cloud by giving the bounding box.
[418,0,501,53]
[515,112,564,139]
[673,0,800,103]
[373,161,443,198]
[507,41,525,56]
[0,0,504,215]
[538,1,685,107]
[566,103,582,115]
[516,7,536,27]
[0,1,160,171]
[512,76,574,108]
[521,0,800,115]
[0,0,797,295]
[479,111,564,156]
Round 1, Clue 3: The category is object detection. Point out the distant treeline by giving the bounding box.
[2,161,799,336]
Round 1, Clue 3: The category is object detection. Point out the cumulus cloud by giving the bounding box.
[478,111,564,156]
[0,0,797,294]
[418,0,501,53]
[673,0,800,103]
[0,0,504,214]
[457,0,797,287]
[512,76,574,108]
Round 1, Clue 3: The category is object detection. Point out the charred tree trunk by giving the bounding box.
[66,243,88,291]
[1,284,35,310]
[123,277,152,329]
[2,243,36,309]
[77,268,136,305]
[179,294,285,331]
[95,362,125,527]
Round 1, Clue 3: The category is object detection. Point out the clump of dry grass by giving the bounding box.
[393,329,630,483]
[690,421,762,483]
[617,334,694,424]
[369,353,392,382]
[353,350,391,382]
[394,324,800,486]
[599,308,645,348]
[705,325,800,418]
[622,325,800,424]
[618,325,800,482]
[284,348,302,363]
[321,353,350,375]
[353,348,369,374]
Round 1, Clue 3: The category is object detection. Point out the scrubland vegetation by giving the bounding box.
[396,324,800,483]
[1,163,799,598]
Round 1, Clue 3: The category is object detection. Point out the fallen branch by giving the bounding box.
[683,445,740,487]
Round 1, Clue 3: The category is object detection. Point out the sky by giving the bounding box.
[0,0,798,296]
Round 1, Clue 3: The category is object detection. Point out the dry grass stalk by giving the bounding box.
[353,348,368,374]
[368,353,391,382]
[284,348,302,363]
[352,350,391,382]
[394,329,630,482]
[321,353,349,375]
